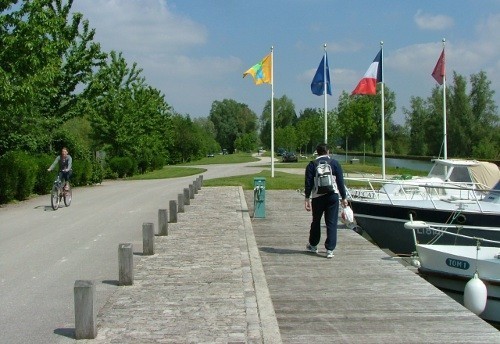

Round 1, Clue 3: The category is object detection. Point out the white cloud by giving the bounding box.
[414,10,454,30]
[71,0,243,115]
[73,0,207,54]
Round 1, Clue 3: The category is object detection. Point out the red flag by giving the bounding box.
[432,49,445,85]
[352,49,382,95]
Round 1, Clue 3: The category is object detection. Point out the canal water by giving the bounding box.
[332,154,433,172]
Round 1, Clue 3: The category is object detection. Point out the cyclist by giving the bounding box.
[47,147,73,190]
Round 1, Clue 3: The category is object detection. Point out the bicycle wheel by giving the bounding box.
[51,186,60,210]
[63,186,72,206]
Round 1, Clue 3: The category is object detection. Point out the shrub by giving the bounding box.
[108,156,135,178]
[35,155,56,195]
[151,155,166,170]
[90,160,104,184]
[0,151,38,203]
[72,160,93,186]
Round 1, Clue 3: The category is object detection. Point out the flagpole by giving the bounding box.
[271,46,275,178]
[323,43,328,144]
[442,38,447,160]
[380,41,386,179]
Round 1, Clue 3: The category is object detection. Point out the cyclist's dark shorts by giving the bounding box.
[59,170,72,183]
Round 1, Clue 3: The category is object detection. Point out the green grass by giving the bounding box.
[127,166,206,180]
[203,170,304,190]
[181,152,259,165]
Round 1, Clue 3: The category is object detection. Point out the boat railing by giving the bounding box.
[345,176,498,211]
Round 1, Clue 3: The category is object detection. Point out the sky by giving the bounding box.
[70,0,500,125]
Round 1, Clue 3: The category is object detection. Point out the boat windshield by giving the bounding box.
[428,164,447,179]
[428,164,472,183]
[448,166,473,183]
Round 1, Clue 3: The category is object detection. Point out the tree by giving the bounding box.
[404,96,429,155]
[0,0,106,155]
[369,84,397,153]
[87,51,172,171]
[208,99,257,153]
[422,86,445,156]
[260,95,297,149]
[405,71,499,159]
[337,85,396,153]
[296,108,323,154]
[469,71,499,159]
[169,114,221,163]
[448,72,473,157]
[336,91,378,152]
[234,132,258,153]
[275,126,298,152]
[386,123,409,155]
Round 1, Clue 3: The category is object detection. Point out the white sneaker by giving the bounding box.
[306,243,318,253]
[326,250,334,258]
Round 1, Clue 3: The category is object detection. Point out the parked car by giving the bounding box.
[282,152,298,162]
[276,148,286,156]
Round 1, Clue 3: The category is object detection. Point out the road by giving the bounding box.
[0,157,283,344]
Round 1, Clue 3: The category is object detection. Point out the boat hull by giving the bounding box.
[416,244,500,324]
[350,200,500,255]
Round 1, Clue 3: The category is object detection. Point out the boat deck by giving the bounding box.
[247,190,500,343]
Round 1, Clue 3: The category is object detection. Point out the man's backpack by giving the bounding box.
[313,158,338,195]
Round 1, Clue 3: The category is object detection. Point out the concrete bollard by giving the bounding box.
[193,179,199,194]
[199,175,203,187]
[178,193,185,213]
[118,243,134,286]
[74,280,97,339]
[183,188,190,205]
[197,176,202,190]
[169,200,178,223]
[189,184,194,199]
[158,209,168,236]
[142,222,155,255]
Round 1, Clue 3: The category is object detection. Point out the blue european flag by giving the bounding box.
[311,54,332,96]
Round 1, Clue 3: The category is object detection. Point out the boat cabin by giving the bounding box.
[427,159,500,190]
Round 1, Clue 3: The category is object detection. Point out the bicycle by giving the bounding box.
[51,175,72,210]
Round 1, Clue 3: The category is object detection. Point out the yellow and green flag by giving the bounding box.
[243,53,272,85]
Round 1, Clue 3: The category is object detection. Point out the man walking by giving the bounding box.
[304,143,348,258]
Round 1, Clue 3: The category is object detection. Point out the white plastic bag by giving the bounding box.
[341,205,354,225]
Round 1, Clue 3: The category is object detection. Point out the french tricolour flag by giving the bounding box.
[352,49,383,95]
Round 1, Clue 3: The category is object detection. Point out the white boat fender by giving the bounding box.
[463,273,487,315]
[411,258,421,268]
[404,220,429,230]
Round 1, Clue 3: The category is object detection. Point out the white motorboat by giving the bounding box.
[405,220,500,324]
[348,158,499,201]
[346,159,500,255]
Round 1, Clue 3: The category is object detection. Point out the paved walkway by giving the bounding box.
[82,186,280,343]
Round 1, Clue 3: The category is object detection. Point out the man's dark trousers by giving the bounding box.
[309,192,340,251]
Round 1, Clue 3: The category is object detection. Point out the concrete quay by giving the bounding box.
[81,186,500,343]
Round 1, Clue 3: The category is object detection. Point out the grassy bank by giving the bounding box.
[130,152,427,190]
